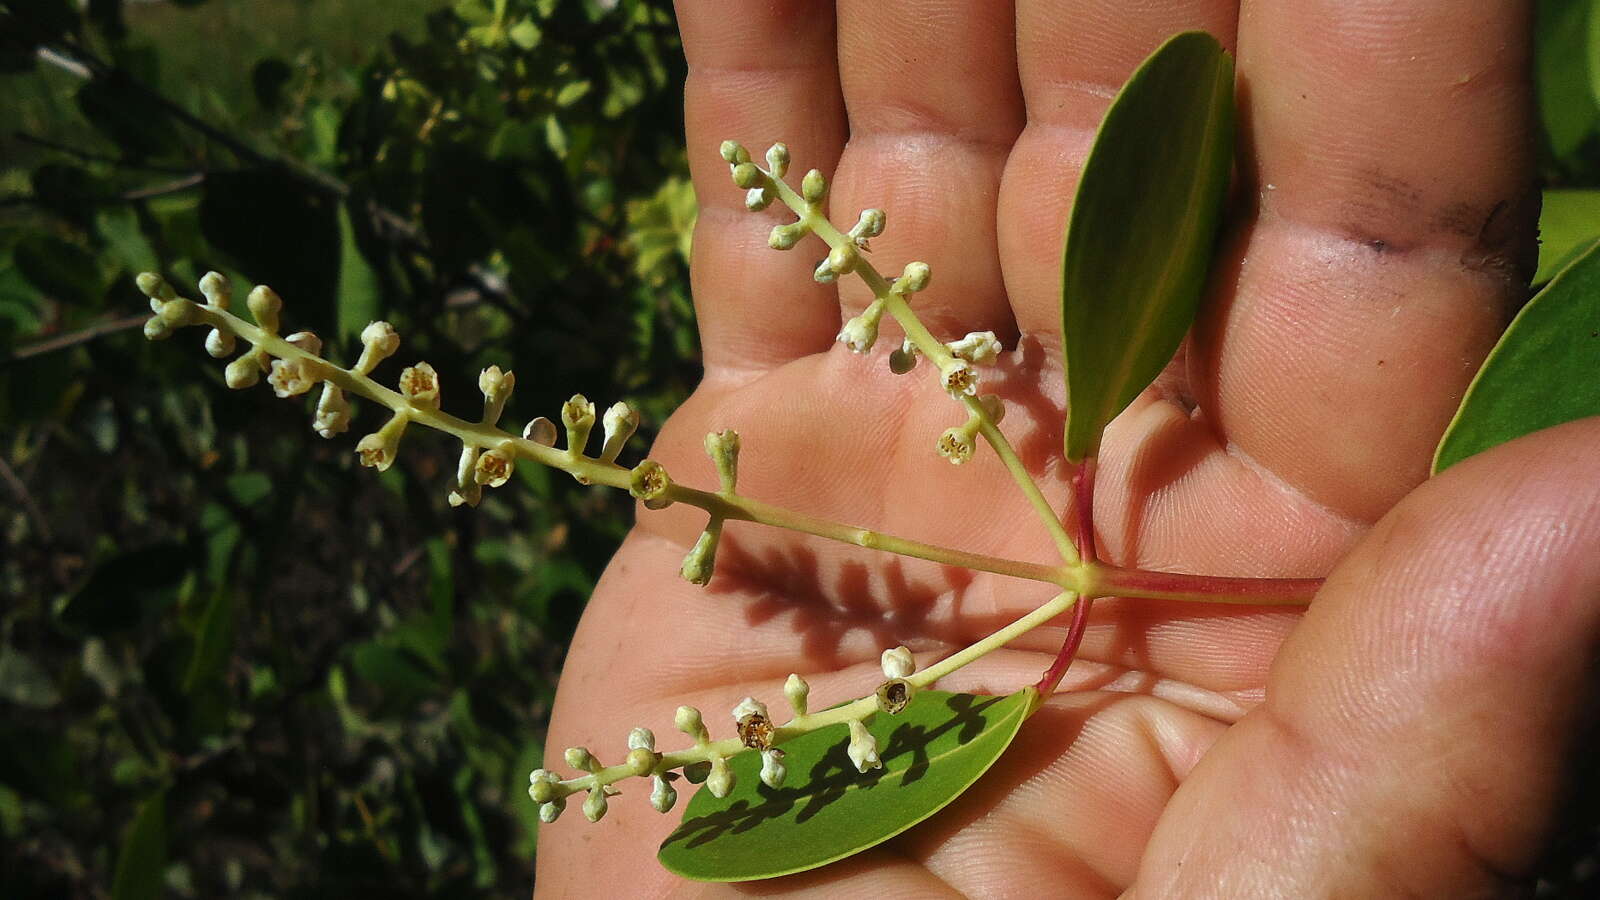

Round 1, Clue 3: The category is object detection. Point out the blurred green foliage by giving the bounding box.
[1,0,695,895]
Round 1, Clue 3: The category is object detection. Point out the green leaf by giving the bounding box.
[658,688,1036,882]
[1536,0,1600,161]
[1434,240,1600,473]
[1589,0,1600,109]
[1537,189,1600,284]
[111,790,167,900]
[1060,31,1235,462]
[181,589,234,696]
[336,204,381,342]
[13,234,104,308]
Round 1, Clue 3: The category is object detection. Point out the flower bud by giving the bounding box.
[449,445,482,508]
[706,757,735,798]
[565,746,597,772]
[399,361,440,410]
[760,750,787,789]
[157,298,199,327]
[680,524,721,585]
[474,444,516,488]
[204,328,236,358]
[703,429,740,493]
[528,769,562,804]
[745,186,774,211]
[198,271,231,309]
[136,272,176,305]
[246,285,282,334]
[313,385,351,439]
[847,719,881,772]
[719,140,749,164]
[732,162,762,189]
[649,775,677,813]
[561,394,596,455]
[813,257,840,284]
[354,321,400,374]
[267,358,316,398]
[826,243,859,275]
[897,261,931,294]
[628,459,673,509]
[764,143,790,177]
[600,401,639,464]
[880,646,915,679]
[285,330,322,356]
[627,727,656,752]
[784,673,809,717]
[801,168,827,204]
[143,316,174,341]
[224,353,263,389]
[522,416,557,446]
[478,366,514,423]
[626,748,657,777]
[582,788,608,822]
[769,222,807,250]
[539,798,565,823]
[947,331,1002,366]
[675,705,708,743]
[836,300,884,354]
[850,208,885,241]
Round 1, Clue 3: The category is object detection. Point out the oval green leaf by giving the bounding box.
[1434,240,1600,473]
[1061,31,1234,463]
[657,688,1036,882]
[1535,189,1600,285]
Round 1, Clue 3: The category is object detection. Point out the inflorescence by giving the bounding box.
[134,138,1070,826]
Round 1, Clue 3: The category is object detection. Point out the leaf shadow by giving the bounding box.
[660,693,1004,852]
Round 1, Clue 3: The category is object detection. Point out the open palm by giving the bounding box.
[540,2,1600,895]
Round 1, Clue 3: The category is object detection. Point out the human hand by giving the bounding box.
[538,2,1596,895]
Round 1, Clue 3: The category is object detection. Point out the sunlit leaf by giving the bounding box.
[658,688,1036,882]
[1537,189,1600,284]
[1434,241,1600,473]
[1060,31,1235,462]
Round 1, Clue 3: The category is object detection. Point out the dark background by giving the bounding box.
[0,1,1596,897]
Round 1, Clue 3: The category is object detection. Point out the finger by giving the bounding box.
[1135,419,1600,896]
[1193,0,1538,522]
[1000,0,1241,346]
[827,0,1024,343]
[679,0,847,377]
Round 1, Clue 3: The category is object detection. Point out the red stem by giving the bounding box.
[1091,565,1323,605]
[1071,457,1098,563]
[1034,594,1093,695]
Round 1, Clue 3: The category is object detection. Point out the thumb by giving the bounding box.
[1132,418,1600,897]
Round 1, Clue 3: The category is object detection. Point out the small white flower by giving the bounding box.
[760,750,787,789]
[628,459,673,508]
[650,775,677,813]
[732,697,768,726]
[784,673,809,717]
[937,427,975,465]
[474,445,515,488]
[561,394,597,454]
[267,358,316,398]
[941,359,978,398]
[850,208,885,243]
[680,526,720,585]
[837,314,878,354]
[880,647,915,679]
[947,331,1002,365]
[847,719,881,773]
[745,186,774,211]
[813,257,840,284]
[143,316,173,341]
[478,365,514,413]
[399,362,440,410]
